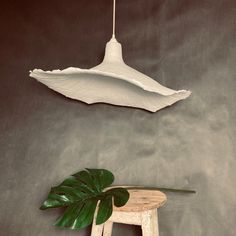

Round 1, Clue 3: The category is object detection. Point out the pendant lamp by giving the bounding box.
[29,0,191,112]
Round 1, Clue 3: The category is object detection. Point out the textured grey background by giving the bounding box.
[0,0,236,235]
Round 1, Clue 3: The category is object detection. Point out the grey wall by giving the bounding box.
[1,0,236,235]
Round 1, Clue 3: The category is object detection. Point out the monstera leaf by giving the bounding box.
[40,169,129,229]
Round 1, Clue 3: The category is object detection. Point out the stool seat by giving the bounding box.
[114,189,167,212]
[91,188,167,236]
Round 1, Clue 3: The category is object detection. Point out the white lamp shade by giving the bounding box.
[30,38,191,112]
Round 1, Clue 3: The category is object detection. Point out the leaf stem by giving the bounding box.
[125,186,196,194]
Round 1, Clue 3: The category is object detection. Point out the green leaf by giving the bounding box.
[40,193,70,210]
[51,186,86,201]
[40,169,129,230]
[86,169,114,190]
[73,170,98,193]
[107,188,130,207]
[60,176,80,187]
[71,198,98,229]
[96,195,113,225]
[54,202,84,228]
[55,199,98,229]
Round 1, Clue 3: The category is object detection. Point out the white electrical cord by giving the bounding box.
[112,0,116,38]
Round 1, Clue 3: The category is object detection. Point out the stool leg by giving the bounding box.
[91,220,104,236]
[141,210,153,236]
[151,209,159,236]
[103,221,113,236]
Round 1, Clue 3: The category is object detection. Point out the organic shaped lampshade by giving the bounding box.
[29,0,191,112]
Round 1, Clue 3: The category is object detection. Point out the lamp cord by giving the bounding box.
[112,0,116,38]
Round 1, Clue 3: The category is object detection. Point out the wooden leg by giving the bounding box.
[103,221,113,236]
[91,219,104,236]
[141,210,154,236]
[151,209,159,236]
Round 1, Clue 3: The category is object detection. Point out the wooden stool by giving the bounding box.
[91,189,167,236]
